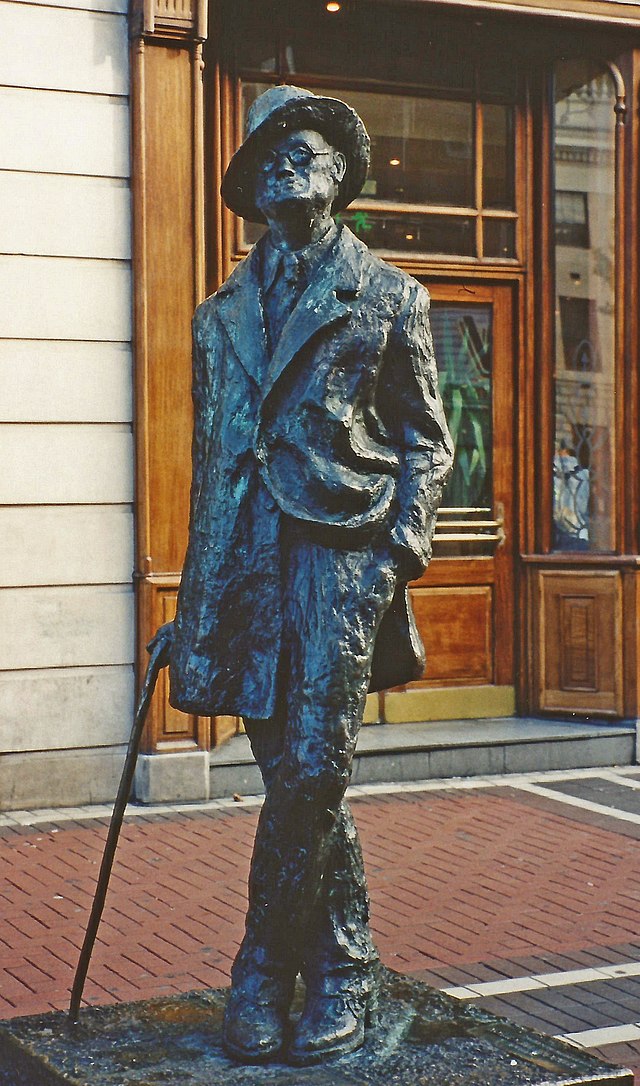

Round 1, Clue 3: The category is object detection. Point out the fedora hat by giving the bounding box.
[222,84,370,224]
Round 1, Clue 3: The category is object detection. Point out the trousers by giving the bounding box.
[233,518,397,987]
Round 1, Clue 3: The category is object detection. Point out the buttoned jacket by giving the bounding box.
[170,225,453,719]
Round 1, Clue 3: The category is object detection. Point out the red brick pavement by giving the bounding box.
[1,787,640,1079]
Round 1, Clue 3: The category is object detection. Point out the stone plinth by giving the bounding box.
[0,970,632,1085]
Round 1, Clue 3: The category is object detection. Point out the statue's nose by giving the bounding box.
[276,158,296,177]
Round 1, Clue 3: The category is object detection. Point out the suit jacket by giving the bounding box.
[170,225,453,719]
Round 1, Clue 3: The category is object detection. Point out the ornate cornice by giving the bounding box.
[129,0,207,42]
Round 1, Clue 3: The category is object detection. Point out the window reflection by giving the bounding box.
[336,211,475,255]
[552,61,616,552]
[483,219,515,258]
[483,104,515,209]
[555,191,590,248]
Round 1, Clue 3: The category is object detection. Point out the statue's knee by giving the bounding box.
[293,759,350,814]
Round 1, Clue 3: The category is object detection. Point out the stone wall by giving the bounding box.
[0,0,135,808]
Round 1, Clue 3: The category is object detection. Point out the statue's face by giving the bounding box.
[255,128,346,222]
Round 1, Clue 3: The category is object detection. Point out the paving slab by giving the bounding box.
[0,970,632,1086]
[543,778,640,815]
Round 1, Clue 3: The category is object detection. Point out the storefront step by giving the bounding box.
[207,718,637,800]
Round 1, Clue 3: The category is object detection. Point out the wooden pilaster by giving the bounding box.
[129,0,210,752]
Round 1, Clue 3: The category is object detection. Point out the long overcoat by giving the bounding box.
[169,225,453,719]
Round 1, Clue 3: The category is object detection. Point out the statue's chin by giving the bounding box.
[264,194,315,217]
[258,190,333,226]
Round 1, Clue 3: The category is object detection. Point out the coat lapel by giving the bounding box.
[216,245,269,387]
[262,226,365,400]
[215,227,366,395]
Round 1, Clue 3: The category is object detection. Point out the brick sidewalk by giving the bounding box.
[2,771,640,1081]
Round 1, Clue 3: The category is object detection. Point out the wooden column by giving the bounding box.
[129,0,209,752]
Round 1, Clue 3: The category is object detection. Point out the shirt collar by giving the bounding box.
[261,221,339,294]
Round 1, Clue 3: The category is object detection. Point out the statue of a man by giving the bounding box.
[168,85,453,1065]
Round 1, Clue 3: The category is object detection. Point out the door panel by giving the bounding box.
[411,585,493,683]
[393,282,516,718]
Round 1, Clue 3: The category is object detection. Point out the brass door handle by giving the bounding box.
[495,501,506,547]
[433,503,506,548]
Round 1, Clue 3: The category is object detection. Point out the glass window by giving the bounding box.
[239,79,517,260]
[430,302,495,556]
[432,303,493,511]
[552,61,616,553]
[483,218,515,259]
[329,90,474,207]
[337,210,475,256]
[483,104,515,209]
[241,85,475,208]
[234,1,519,262]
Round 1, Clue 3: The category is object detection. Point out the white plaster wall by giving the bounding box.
[0,0,134,807]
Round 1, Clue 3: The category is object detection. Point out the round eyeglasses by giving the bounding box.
[260,144,332,172]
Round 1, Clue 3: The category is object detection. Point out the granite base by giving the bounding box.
[0,969,632,1085]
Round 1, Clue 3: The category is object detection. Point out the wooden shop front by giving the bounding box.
[129,0,640,756]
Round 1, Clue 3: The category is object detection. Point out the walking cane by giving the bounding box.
[68,625,172,1023]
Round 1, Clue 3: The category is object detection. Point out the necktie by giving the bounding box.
[264,252,306,351]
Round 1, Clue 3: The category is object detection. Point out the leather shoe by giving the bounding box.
[222,976,293,1063]
[288,977,378,1065]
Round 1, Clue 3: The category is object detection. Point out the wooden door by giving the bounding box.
[383,281,517,723]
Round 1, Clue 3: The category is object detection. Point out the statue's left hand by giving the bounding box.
[388,528,425,583]
[146,622,174,667]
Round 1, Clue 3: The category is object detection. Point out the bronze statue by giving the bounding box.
[167,85,453,1065]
